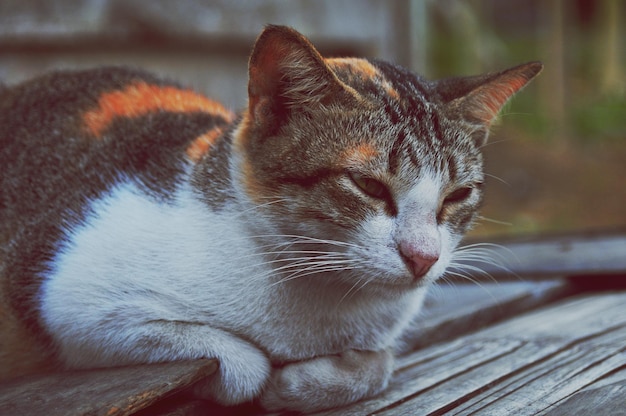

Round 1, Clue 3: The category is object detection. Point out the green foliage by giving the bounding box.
[571,95,626,141]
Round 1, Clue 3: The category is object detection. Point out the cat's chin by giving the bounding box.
[346,273,434,296]
[281,270,429,298]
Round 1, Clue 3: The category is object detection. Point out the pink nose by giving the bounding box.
[399,242,440,278]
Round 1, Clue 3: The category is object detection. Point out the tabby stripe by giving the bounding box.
[388,130,405,175]
[406,133,423,170]
[277,168,342,188]
[429,110,446,144]
[446,154,459,183]
[384,102,401,125]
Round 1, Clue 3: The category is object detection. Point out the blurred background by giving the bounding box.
[1,0,624,238]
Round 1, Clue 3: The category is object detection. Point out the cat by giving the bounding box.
[0,25,541,412]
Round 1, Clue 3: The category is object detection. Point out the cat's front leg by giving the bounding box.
[260,349,394,412]
[186,330,271,406]
[52,320,270,406]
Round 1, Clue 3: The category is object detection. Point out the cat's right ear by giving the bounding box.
[246,25,357,132]
[439,61,543,147]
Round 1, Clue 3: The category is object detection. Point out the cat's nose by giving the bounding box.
[399,242,440,278]
[405,252,439,278]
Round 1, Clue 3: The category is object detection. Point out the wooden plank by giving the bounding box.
[317,291,626,416]
[450,338,626,415]
[541,381,626,416]
[400,279,572,351]
[423,292,626,415]
[0,359,217,416]
[457,231,626,279]
[476,291,626,341]
[320,339,559,416]
[539,357,626,415]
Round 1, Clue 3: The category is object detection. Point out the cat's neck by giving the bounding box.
[190,121,239,211]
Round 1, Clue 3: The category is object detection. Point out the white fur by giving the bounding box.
[40,174,446,408]
[42,182,272,404]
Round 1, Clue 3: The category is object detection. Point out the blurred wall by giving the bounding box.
[0,0,409,110]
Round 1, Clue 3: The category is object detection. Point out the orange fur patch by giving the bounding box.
[328,58,399,99]
[328,58,379,80]
[343,143,379,166]
[186,127,225,162]
[239,157,266,204]
[381,79,400,100]
[83,81,235,137]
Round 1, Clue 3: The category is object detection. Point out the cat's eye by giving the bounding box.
[349,172,389,200]
[444,186,474,205]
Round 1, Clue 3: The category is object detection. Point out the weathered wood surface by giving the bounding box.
[0,359,217,416]
[459,231,626,279]
[543,380,626,416]
[400,279,572,351]
[317,290,626,416]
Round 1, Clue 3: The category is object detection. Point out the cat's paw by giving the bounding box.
[191,341,271,406]
[260,349,394,412]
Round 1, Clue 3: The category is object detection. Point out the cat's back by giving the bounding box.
[0,67,234,239]
[0,67,235,379]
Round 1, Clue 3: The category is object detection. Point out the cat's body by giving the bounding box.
[0,26,541,411]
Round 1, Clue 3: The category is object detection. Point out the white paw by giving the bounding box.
[192,342,271,406]
[260,349,394,412]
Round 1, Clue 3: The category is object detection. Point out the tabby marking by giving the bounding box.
[328,58,400,99]
[83,81,234,136]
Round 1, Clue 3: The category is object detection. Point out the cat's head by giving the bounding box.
[232,25,541,293]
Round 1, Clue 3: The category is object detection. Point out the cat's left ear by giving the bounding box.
[246,25,357,131]
[439,62,543,146]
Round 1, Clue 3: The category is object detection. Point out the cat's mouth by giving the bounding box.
[360,263,436,292]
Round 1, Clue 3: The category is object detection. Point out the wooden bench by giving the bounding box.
[2,231,625,415]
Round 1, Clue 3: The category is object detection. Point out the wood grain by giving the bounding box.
[458,231,626,279]
[400,279,572,351]
[317,291,626,415]
[542,381,626,416]
[0,359,217,416]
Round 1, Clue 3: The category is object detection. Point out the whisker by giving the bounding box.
[452,253,508,269]
[233,255,348,278]
[484,172,509,186]
[274,258,362,275]
[235,250,347,262]
[478,137,515,149]
[270,264,364,287]
[214,234,364,253]
[443,269,499,303]
[448,262,498,284]
[337,271,374,305]
[456,242,518,264]
[475,215,513,226]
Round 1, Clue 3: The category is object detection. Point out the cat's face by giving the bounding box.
[231,26,541,293]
